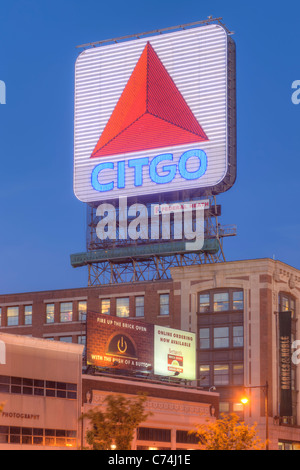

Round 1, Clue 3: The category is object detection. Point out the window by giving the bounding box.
[213,293,229,312]
[135,296,144,317]
[7,307,19,326]
[0,426,76,447]
[219,402,230,413]
[159,294,169,316]
[116,298,129,317]
[60,302,73,322]
[24,305,32,325]
[78,335,86,358]
[199,290,244,314]
[0,375,77,400]
[59,336,72,343]
[233,291,244,310]
[233,402,244,413]
[214,364,229,385]
[0,375,10,393]
[199,294,210,313]
[233,326,244,347]
[0,307,2,327]
[199,365,210,387]
[101,299,110,315]
[279,293,295,318]
[214,327,229,348]
[233,364,244,385]
[137,427,171,442]
[78,301,87,321]
[176,430,199,444]
[46,304,55,324]
[199,328,210,349]
[280,295,289,312]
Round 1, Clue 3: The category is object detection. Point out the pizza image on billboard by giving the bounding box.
[74,24,236,203]
[167,354,184,374]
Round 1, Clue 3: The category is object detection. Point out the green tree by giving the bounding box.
[82,393,151,450]
[191,413,263,450]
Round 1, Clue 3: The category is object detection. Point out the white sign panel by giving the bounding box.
[154,326,196,380]
[0,340,6,365]
[74,24,234,203]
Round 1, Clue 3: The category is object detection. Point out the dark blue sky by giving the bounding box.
[0,0,299,294]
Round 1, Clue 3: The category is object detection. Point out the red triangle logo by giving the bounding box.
[91,42,208,158]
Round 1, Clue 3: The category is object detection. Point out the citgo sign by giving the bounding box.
[74,24,236,203]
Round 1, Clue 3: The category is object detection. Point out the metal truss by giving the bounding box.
[84,196,236,286]
[87,249,225,286]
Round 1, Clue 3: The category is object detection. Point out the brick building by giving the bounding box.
[1,257,300,449]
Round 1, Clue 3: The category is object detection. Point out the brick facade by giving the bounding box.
[2,257,300,449]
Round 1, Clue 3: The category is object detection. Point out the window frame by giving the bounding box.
[198,289,244,314]
[7,306,19,326]
[45,303,55,324]
[135,296,144,318]
[60,302,73,323]
[24,305,32,325]
[116,297,130,318]
[213,327,229,349]
[78,300,87,321]
[159,294,169,316]
[101,298,111,315]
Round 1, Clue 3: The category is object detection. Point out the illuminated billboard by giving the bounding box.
[154,326,196,380]
[87,312,154,372]
[86,312,196,381]
[74,24,236,203]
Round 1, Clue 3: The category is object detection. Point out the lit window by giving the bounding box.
[213,293,229,312]
[78,301,87,321]
[214,364,229,385]
[101,299,110,315]
[233,402,244,413]
[281,296,289,311]
[279,294,296,318]
[219,402,230,413]
[214,327,229,348]
[7,307,19,326]
[46,304,55,324]
[135,296,144,317]
[159,294,169,316]
[199,365,210,386]
[233,364,244,385]
[116,298,129,317]
[60,303,73,323]
[24,305,32,325]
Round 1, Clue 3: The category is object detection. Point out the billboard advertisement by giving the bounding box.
[87,312,154,372]
[86,311,196,380]
[279,311,293,417]
[154,326,196,380]
[74,24,236,204]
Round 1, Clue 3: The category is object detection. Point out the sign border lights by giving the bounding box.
[74,23,236,203]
